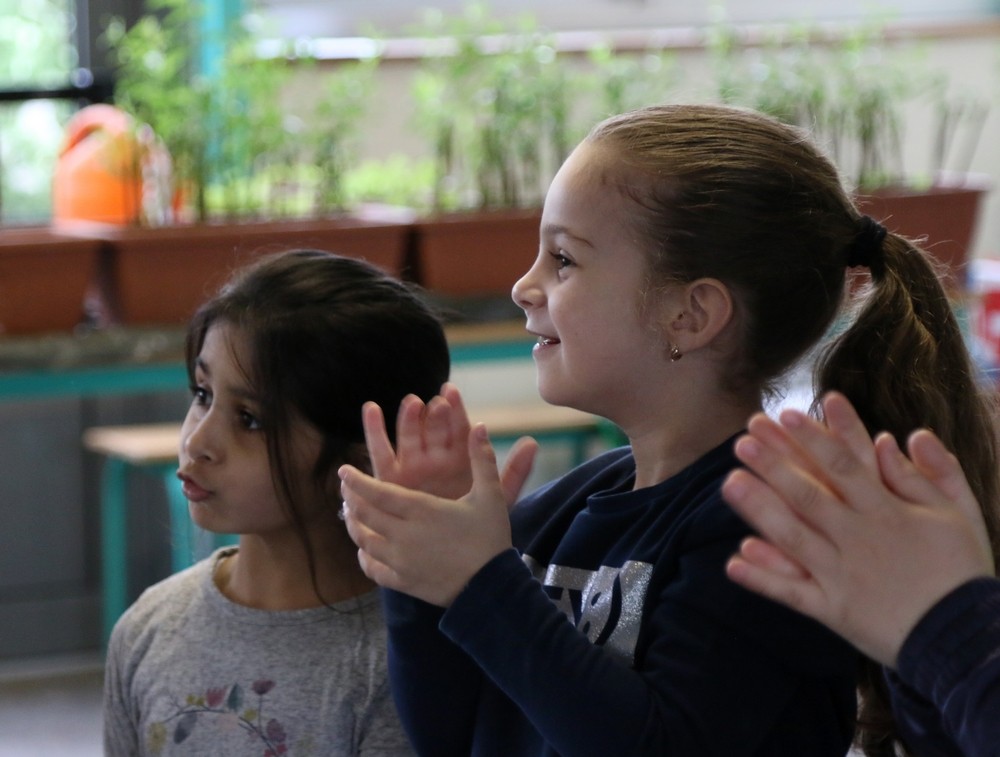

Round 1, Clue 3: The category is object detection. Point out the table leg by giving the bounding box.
[101,458,128,646]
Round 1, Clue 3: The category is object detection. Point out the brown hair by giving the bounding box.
[587,103,1000,756]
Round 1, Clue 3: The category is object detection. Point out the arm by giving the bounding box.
[721,391,994,667]
[892,577,1000,757]
[438,528,854,755]
[351,384,538,754]
[102,621,140,757]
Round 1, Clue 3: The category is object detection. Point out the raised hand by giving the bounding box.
[363,382,475,499]
[362,382,539,502]
[722,391,993,667]
[339,423,534,607]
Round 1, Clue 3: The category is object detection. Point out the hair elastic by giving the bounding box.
[846,215,888,269]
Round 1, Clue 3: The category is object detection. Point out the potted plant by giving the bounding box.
[0,228,103,336]
[402,3,679,310]
[708,17,991,291]
[62,0,410,327]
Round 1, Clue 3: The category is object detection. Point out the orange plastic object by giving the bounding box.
[52,104,172,226]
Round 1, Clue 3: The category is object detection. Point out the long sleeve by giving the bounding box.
[384,444,856,756]
[381,589,484,756]
[891,577,1000,757]
[439,545,854,756]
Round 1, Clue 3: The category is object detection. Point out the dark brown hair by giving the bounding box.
[186,249,450,604]
[587,103,1000,756]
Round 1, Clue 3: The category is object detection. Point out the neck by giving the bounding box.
[622,389,761,490]
[215,525,374,610]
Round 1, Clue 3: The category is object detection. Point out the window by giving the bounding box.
[0,0,114,225]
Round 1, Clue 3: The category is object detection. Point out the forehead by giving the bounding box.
[544,142,627,226]
[199,322,253,376]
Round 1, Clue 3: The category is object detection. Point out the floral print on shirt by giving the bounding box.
[147,678,302,756]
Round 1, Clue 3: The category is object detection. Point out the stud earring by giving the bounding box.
[669,345,682,362]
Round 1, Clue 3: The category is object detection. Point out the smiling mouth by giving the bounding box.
[537,336,560,346]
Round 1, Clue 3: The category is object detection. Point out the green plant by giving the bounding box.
[706,15,972,190]
[408,3,682,213]
[106,0,377,224]
[344,154,438,211]
[410,3,584,211]
[585,42,678,121]
[105,0,212,220]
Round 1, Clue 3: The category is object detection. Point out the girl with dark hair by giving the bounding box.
[338,103,999,756]
[104,249,449,756]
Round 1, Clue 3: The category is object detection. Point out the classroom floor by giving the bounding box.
[0,653,104,756]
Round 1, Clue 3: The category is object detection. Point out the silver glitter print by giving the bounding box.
[524,555,653,665]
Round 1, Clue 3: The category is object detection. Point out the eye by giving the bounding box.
[190,384,210,407]
[238,409,263,432]
[549,249,573,269]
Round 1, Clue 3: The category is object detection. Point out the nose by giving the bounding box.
[180,407,219,464]
[512,254,544,311]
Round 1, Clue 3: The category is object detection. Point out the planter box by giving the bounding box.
[57,216,413,326]
[411,208,542,298]
[854,174,991,291]
[0,229,102,336]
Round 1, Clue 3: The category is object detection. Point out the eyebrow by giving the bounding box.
[541,223,595,249]
[194,356,261,403]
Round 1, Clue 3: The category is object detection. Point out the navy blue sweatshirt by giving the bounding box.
[888,577,1000,757]
[383,442,857,756]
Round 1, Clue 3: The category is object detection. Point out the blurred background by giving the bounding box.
[2,2,1000,752]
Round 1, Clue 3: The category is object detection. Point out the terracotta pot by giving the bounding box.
[0,228,102,336]
[854,174,991,291]
[411,208,541,297]
[56,216,413,326]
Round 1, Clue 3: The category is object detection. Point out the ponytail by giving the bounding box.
[816,228,1000,756]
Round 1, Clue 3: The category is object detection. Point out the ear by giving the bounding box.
[664,278,734,353]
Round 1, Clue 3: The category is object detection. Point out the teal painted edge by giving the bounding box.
[0,363,188,400]
[449,339,534,363]
[0,333,535,401]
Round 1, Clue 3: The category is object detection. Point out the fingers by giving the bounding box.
[395,394,430,461]
[721,465,838,569]
[355,548,401,591]
[499,436,539,507]
[339,464,420,521]
[394,385,472,460]
[906,429,975,505]
[892,430,993,564]
[769,402,881,515]
[874,432,943,504]
[736,535,812,579]
[362,402,395,480]
[467,424,502,491]
[817,392,878,473]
